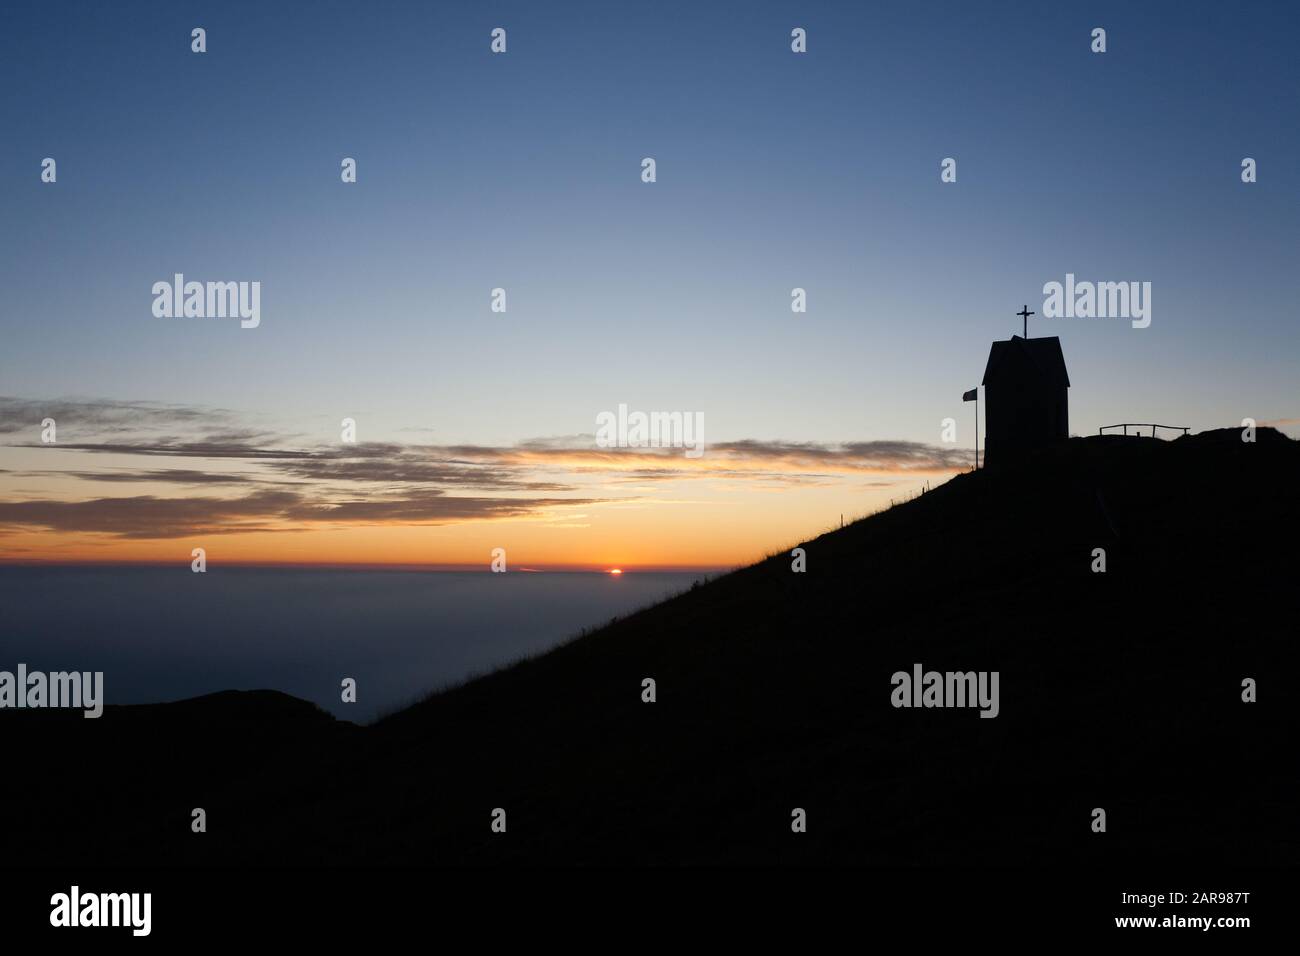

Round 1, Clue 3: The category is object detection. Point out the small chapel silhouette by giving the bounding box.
[981,306,1070,467]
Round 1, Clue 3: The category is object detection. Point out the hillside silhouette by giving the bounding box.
[7,428,1298,866]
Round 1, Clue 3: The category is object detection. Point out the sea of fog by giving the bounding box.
[0,567,706,722]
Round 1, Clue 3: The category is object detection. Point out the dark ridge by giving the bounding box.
[6,429,1297,866]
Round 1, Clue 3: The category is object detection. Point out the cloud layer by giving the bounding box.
[0,396,967,540]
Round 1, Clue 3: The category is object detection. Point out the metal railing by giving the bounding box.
[1098,423,1190,438]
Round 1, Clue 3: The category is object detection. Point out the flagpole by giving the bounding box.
[975,389,979,470]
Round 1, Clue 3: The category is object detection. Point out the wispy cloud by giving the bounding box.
[58,469,261,485]
[0,396,965,541]
[0,490,300,539]
[0,490,606,539]
[0,396,238,436]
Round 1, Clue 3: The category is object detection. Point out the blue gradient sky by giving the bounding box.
[3,1,1297,446]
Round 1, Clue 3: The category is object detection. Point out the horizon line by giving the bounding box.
[0,558,734,574]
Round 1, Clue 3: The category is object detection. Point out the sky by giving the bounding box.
[1,0,1297,570]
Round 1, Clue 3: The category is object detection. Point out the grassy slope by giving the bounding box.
[8,429,1298,866]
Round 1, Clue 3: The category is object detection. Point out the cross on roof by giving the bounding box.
[1017,304,1035,339]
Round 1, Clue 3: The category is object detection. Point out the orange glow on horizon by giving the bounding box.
[0,441,961,569]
